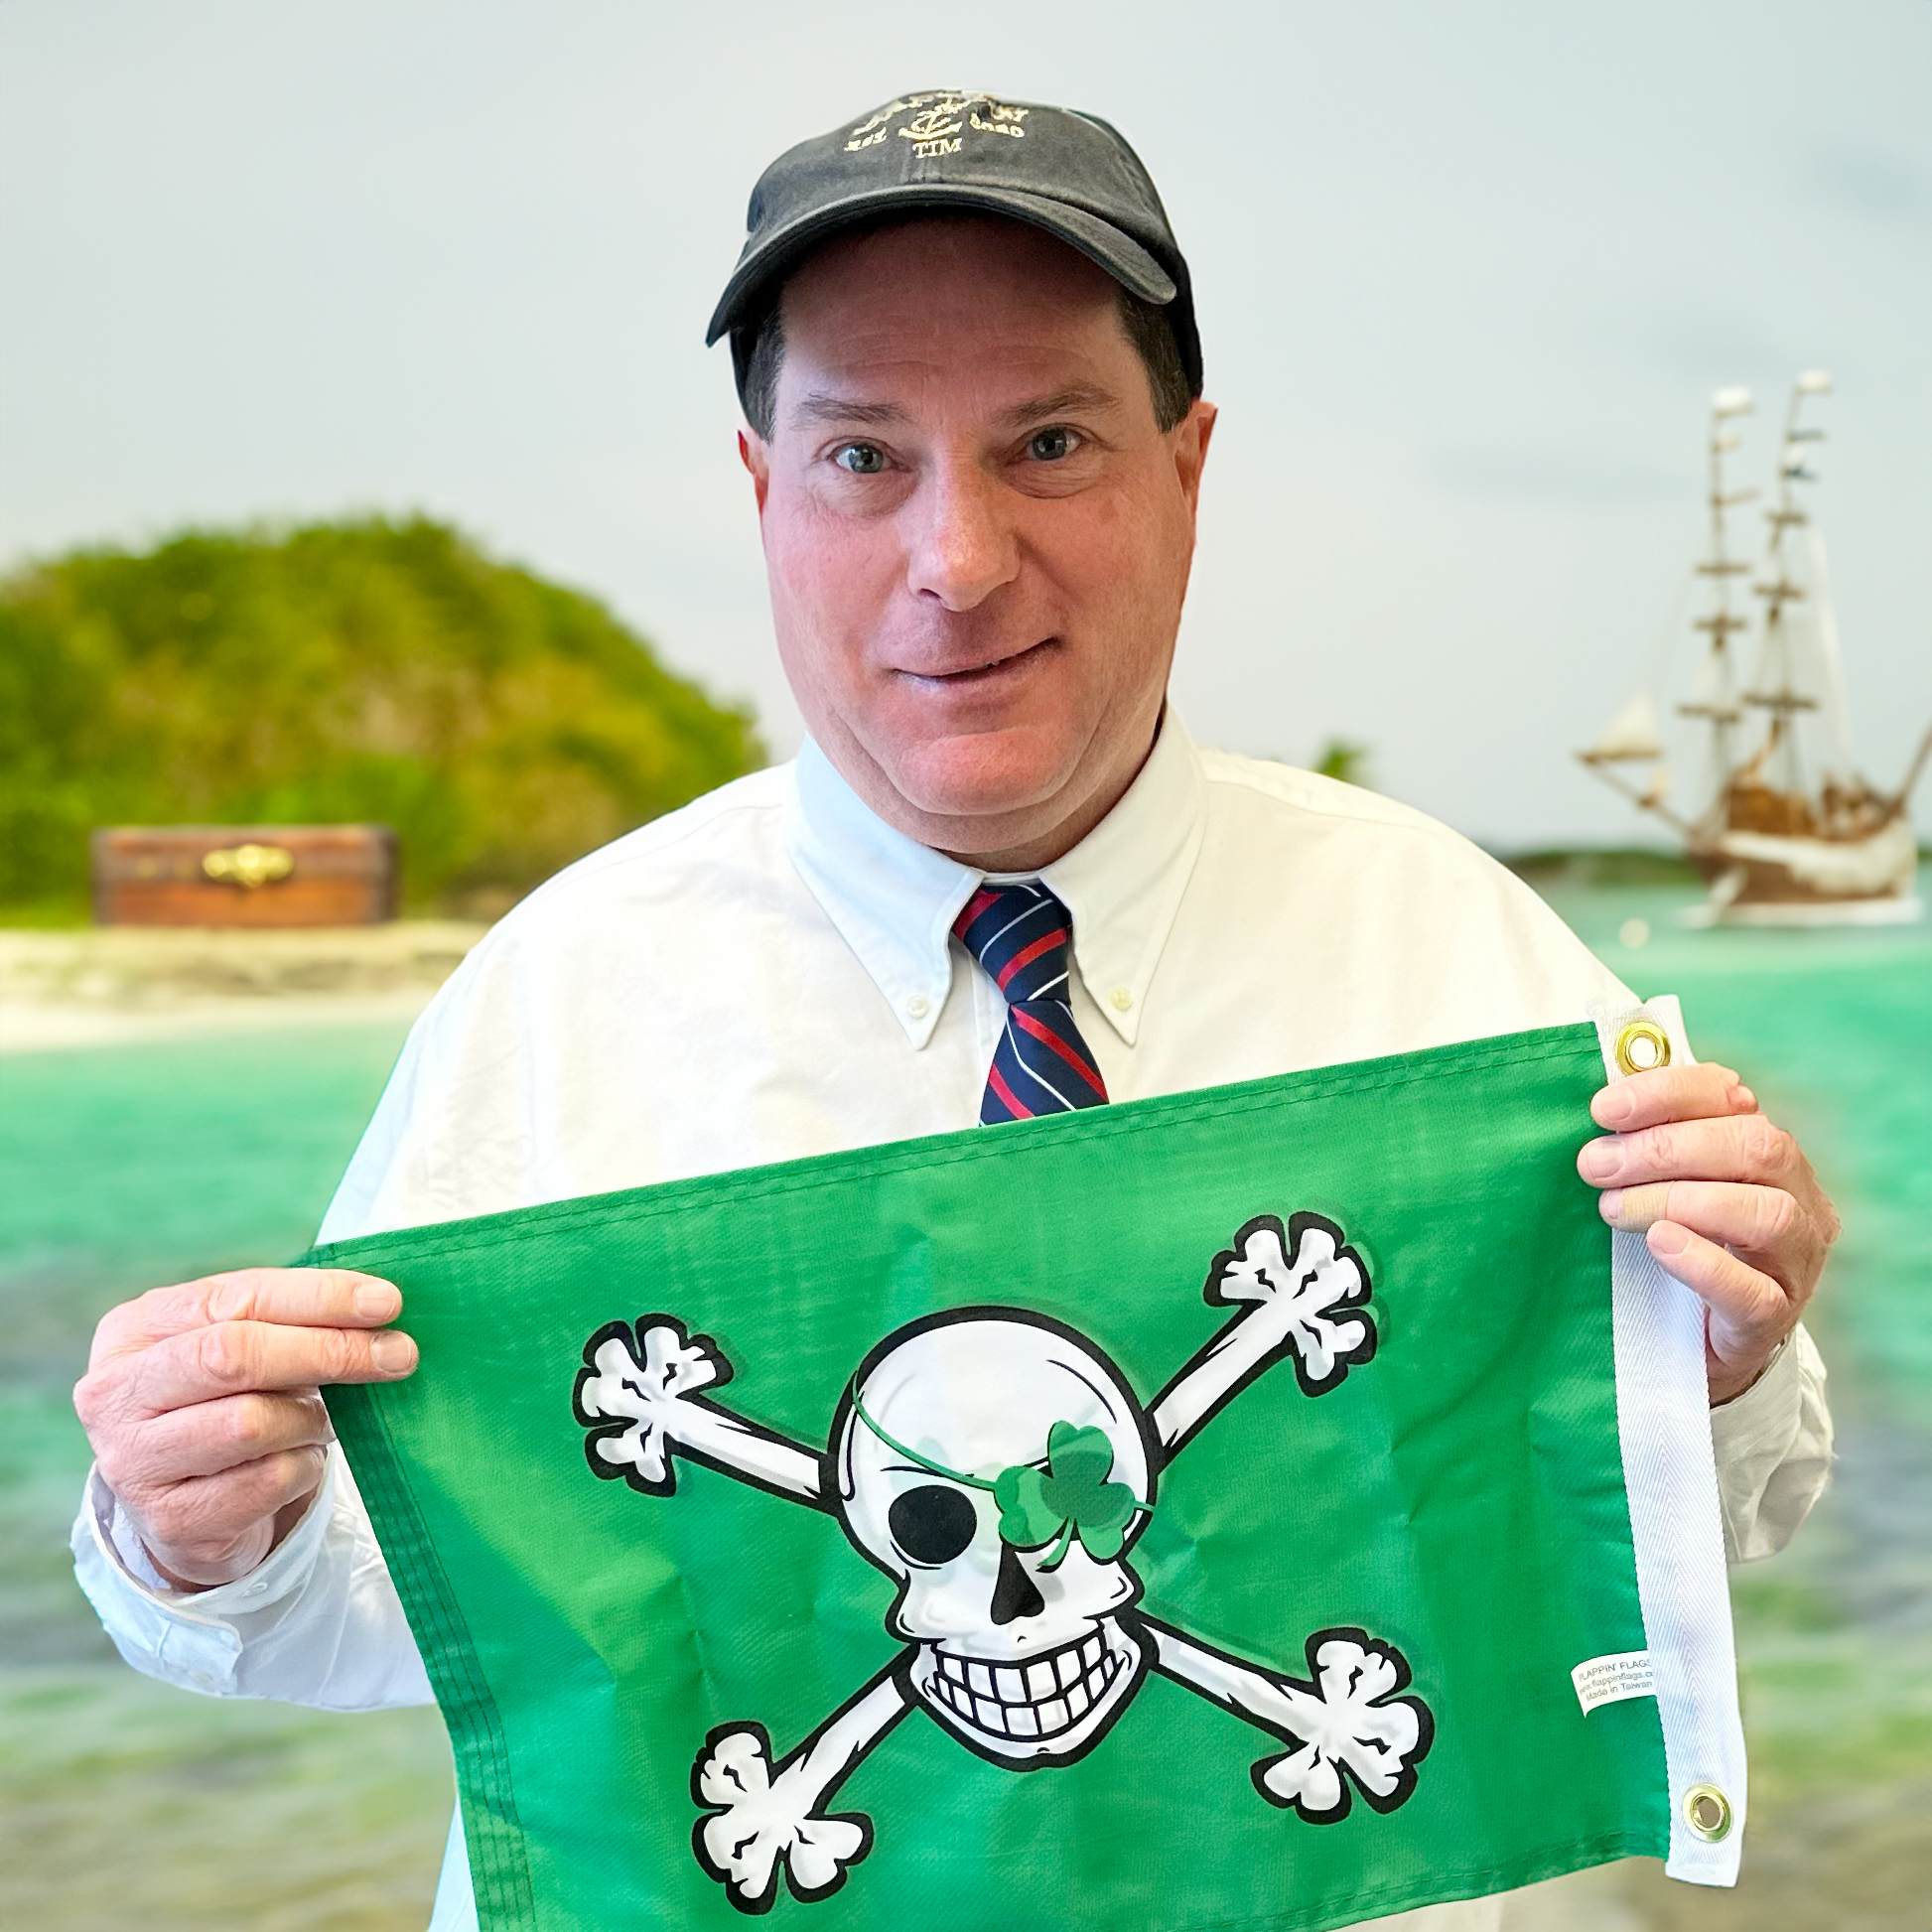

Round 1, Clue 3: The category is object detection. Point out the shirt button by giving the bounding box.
[905,993,930,1020]
[189,1669,213,1684]
[1109,986,1133,1012]
[245,1582,268,1596]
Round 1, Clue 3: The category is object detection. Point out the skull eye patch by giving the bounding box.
[889,1484,978,1565]
[852,1385,1155,1572]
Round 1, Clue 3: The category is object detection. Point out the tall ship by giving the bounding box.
[1580,373,1930,924]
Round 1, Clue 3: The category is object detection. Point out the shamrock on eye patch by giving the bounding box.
[850,1393,1152,1572]
[994,1421,1147,1572]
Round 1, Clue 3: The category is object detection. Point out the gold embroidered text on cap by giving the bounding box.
[1614,1018,1672,1077]
[1682,1783,1732,1841]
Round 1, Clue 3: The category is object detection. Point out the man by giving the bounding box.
[73,92,1835,1929]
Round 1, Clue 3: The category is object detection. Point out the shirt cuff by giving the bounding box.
[1708,1329,1800,1452]
[1707,1321,1833,1563]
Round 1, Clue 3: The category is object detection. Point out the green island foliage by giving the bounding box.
[0,517,763,920]
[1312,738,1372,788]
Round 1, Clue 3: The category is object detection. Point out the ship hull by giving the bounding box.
[1684,815,1921,925]
[1683,895,1923,927]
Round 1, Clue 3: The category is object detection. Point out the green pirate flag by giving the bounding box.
[317,1016,1745,1931]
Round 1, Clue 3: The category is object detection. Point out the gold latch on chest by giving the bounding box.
[203,843,295,890]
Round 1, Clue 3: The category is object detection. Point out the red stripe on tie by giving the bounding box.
[995,927,1067,991]
[986,1062,1033,1119]
[956,888,1002,938]
[1012,1005,1107,1097]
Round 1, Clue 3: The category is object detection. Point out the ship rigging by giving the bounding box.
[1580,373,1930,924]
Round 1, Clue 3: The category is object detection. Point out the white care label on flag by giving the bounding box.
[1572,1650,1656,1714]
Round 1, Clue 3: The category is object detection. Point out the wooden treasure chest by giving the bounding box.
[90,825,399,926]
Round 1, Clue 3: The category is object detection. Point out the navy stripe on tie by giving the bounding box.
[953,883,1109,1124]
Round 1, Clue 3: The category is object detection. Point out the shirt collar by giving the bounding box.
[782,714,1206,1049]
[1039,711,1206,1046]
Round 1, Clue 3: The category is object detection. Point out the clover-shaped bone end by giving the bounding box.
[1205,1213,1364,1309]
[691,1724,873,1914]
[1203,1213,1376,1396]
[1253,1740,1353,1822]
[1252,1627,1433,1824]
[573,1314,732,1496]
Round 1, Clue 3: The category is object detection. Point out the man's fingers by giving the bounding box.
[1598,1179,1800,1251]
[1578,1111,1805,1192]
[1580,1056,1836,1404]
[88,1269,402,1367]
[83,1319,417,1425]
[1590,1061,1756,1133]
[1643,1221,1797,1401]
[74,1267,412,1587]
[102,1390,335,1489]
[131,1447,333,1586]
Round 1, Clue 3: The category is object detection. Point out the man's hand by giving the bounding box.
[72,1268,418,1590]
[1578,1063,1839,1405]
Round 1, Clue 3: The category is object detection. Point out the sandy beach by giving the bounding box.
[0,922,487,1053]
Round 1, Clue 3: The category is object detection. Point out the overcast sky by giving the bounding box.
[3,0,1927,847]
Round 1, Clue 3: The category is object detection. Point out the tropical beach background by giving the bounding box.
[4,877,1927,1930]
[2,2,1927,1928]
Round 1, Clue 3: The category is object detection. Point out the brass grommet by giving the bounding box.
[1614,1019,1672,1077]
[1683,1783,1732,1841]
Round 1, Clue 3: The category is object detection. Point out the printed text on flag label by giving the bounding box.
[1572,1651,1656,1715]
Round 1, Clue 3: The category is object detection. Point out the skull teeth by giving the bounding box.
[929,1634,1124,1741]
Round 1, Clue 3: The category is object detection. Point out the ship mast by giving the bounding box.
[1741,371,1832,807]
[1678,385,1755,825]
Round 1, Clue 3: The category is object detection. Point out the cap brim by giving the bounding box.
[705,183,1177,345]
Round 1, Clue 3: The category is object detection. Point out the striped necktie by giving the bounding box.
[952,882,1110,1124]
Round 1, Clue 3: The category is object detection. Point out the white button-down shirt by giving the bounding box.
[72,717,1832,1931]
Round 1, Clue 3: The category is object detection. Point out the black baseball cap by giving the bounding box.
[706,89,1201,397]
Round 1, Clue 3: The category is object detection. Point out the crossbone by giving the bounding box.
[574,1210,1431,1913]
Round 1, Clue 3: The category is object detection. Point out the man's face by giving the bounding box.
[741,218,1215,867]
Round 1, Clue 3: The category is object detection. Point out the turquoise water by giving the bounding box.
[1,888,1926,1929]
[0,1025,453,1932]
